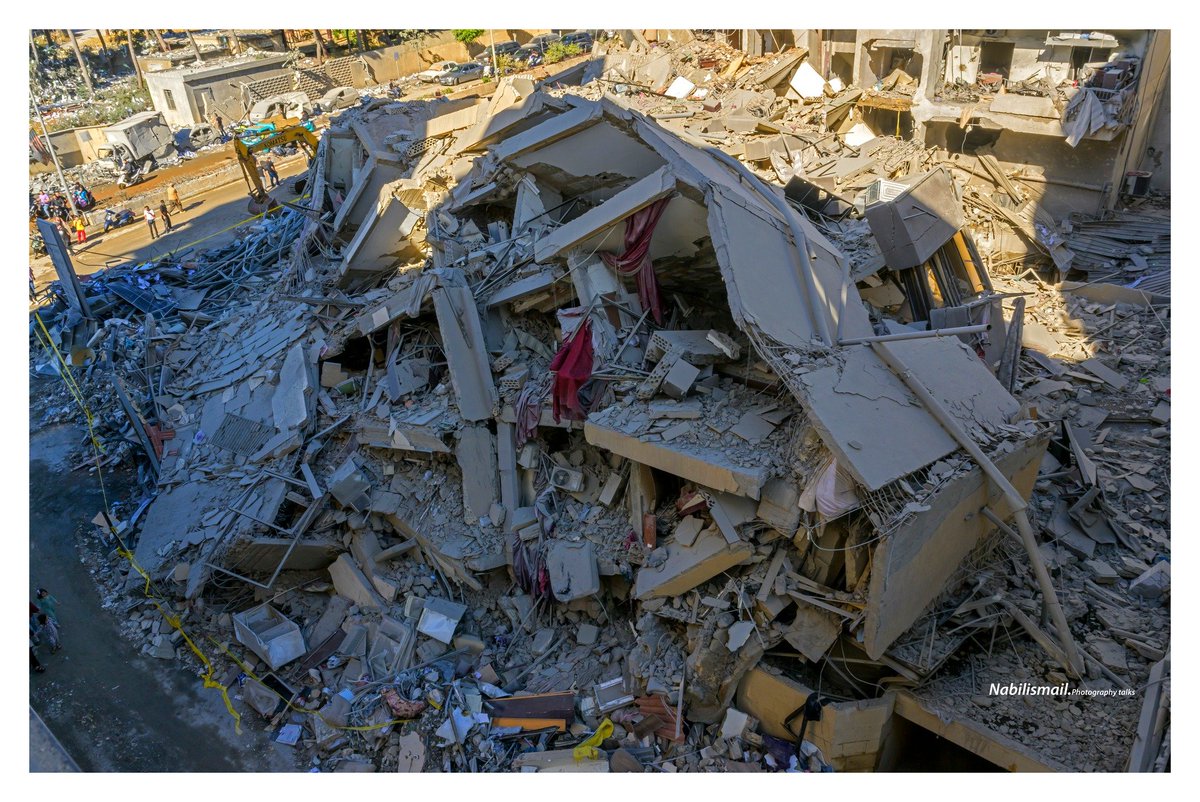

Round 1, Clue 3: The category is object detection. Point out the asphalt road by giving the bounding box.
[32,155,309,293]
[28,423,297,772]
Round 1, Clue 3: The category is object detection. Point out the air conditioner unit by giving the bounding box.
[550,466,584,493]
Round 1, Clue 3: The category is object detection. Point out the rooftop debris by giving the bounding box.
[32,31,1168,774]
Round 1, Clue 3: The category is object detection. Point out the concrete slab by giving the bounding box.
[271,343,313,431]
[585,414,768,499]
[794,337,1021,492]
[634,524,753,599]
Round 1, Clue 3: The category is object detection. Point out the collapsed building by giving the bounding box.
[31,34,1169,774]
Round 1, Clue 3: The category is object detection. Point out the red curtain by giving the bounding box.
[549,318,594,423]
[601,197,670,324]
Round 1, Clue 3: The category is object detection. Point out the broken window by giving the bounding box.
[163,89,177,111]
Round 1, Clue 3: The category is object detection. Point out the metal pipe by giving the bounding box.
[839,323,989,346]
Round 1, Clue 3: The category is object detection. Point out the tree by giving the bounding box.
[312,29,326,65]
[453,30,484,44]
[66,29,94,94]
[128,30,144,87]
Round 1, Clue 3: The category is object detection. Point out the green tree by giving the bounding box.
[452,29,484,44]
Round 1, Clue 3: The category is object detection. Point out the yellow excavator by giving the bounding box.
[234,122,319,215]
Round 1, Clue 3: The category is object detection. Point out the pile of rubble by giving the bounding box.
[32,34,1168,774]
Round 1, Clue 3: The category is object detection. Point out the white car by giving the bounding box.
[417,61,459,83]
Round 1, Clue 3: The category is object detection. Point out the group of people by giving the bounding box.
[32,183,94,221]
[29,587,61,673]
[143,184,184,240]
[31,183,99,253]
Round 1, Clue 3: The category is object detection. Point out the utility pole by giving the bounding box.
[66,29,94,94]
[30,30,40,67]
[127,30,144,87]
[488,29,498,77]
[153,29,169,53]
[31,99,79,216]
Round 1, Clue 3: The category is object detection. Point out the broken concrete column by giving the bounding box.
[455,423,499,521]
[431,270,498,422]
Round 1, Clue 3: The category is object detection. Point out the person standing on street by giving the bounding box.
[35,588,59,625]
[167,183,183,213]
[211,111,226,140]
[55,219,74,254]
[144,206,158,239]
[264,157,279,188]
[72,215,86,244]
[158,201,174,233]
[33,614,61,654]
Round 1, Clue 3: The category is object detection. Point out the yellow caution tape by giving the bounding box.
[32,310,243,733]
[162,193,311,256]
[118,546,243,734]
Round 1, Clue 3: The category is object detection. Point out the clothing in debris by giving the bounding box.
[601,197,670,325]
[514,374,552,448]
[549,318,594,423]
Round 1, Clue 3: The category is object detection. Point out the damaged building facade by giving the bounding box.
[32,30,1169,774]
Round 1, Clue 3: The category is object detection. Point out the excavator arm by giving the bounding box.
[234,124,319,213]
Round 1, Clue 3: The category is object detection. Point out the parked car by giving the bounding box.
[481,40,521,60]
[438,62,485,86]
[319,86,359,112]
[561,31,595,51]
[509,47,544,68]
[526,33,561,50]
[417,60,459,83]
[248,92,312,123]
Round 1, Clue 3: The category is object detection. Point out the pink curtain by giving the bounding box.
[601,197,670,324]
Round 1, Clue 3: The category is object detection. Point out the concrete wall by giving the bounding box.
[941,29,1149,86]
[145,56,292,128]
[852,30,943,93]
[45,129,84,168]
[925,122,1118,217]
[45,124,133,168]
[1141,68,1170,192]
[362,33,472,84]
